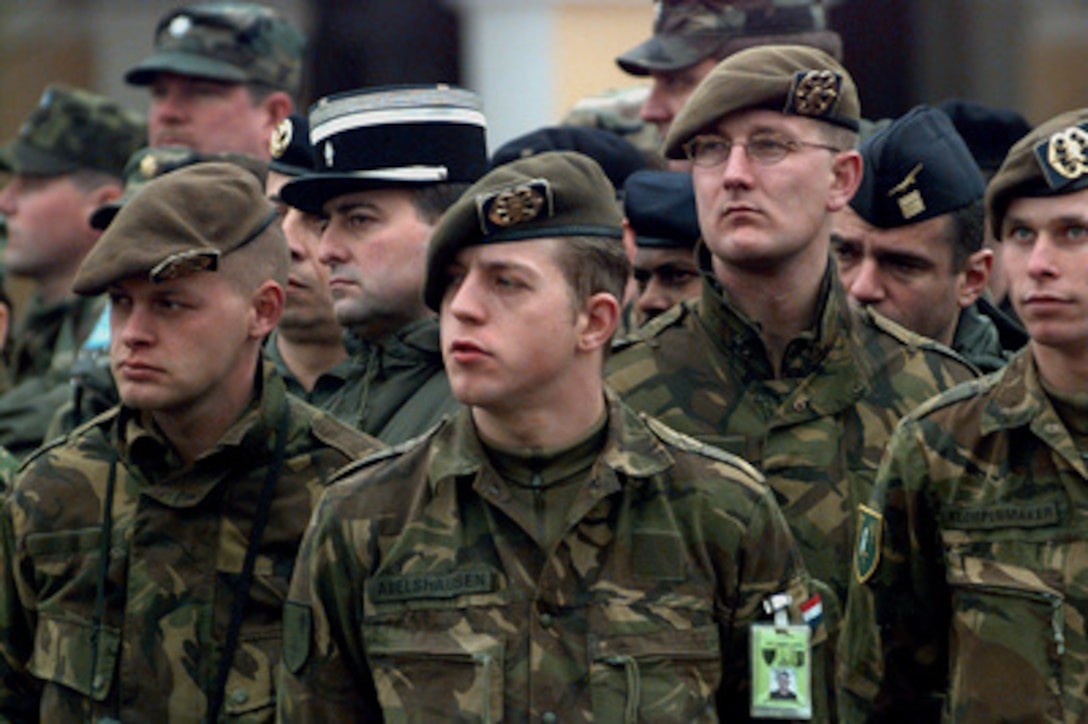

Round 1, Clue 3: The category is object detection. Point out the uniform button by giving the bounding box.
[93,674,106,692]
[792,398,807,412]
[230,688,249,706]
[539,613,553,628]
[542,712,558,724]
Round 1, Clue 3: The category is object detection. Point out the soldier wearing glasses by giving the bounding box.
[606,45,977,715]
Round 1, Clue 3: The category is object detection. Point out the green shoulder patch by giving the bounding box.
[854,504,883,584]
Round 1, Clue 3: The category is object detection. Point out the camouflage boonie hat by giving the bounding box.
[73,162,279,295]
[616,0,835,76]
[125,2,305,96]
[89,146,268,230]
[986,108,1088,239]
[3,85,146,177]
[424,151,624,310]
[663,44,860,159]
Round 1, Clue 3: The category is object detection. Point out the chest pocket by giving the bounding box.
[363,621,505,723]
[588,625,721,723]
[944,553,1065,722]
[29,616,120,703]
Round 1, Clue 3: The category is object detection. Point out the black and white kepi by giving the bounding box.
[280,84,489,214]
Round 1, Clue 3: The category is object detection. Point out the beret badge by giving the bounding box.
[270,117,293,160]
[477,179,554,235]
[785,69,841,120]
[1036,123,1088,188]
[139,153,160,180]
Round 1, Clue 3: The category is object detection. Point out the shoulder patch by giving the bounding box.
[641,413,764,482]
[854,504,883,584]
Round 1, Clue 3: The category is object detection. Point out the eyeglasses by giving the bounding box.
[682,134,841,168]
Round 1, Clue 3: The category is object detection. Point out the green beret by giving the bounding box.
[663,44,860,159]
[73,162,278,296]
[423,150,623,311]
[986,108,1088,239]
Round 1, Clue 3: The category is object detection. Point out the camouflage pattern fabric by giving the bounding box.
[321,316,461,444]
[607,262,978,614]
[0,364,380,722]
[0,294,106,459]
[839,349,1088,722]
[950,300,1019,374]
[0,445,18,492]
[263,330,353,409]
[279,395,826,721]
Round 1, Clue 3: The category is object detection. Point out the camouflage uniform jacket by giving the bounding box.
[840,349,1088,723]
[605,263,978,613]
[279,395,825,722]
[263,330,354,410]
[950,300,1025,374]
[320,316,460,444]
[0,364,380,722]
[0,293,106,459]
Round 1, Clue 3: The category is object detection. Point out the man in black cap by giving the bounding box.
[623,169,702,324]
[616,0,843,139]
[831,104,1027,372]
[280,85,489,443]
[125,1,304,159]
[491,125,652,190]
[265,114,349,404]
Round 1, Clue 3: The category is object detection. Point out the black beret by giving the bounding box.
[986,108,1088,238]
[74,162,279,295]
[664,44,861,159]
[424,151,623,311]
[491,125,647,194]
[623,170,699,248]
[268,113,315,177]
[850,105,985,229]
[281,85,488,215]
[935,98,1031,176]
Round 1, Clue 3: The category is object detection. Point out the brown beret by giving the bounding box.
[985,108,1088,239]
[73,162,279,295]
[663,43,861,159]
[423,150,623,311]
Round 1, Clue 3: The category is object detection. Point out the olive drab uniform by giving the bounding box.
[840,350,1088,722]
[263,330,354,409]
[951,297,1028,375]
[279,396,825,721]
[607,261,979,614]
[0,366,380,722]
[0,294,106,458]
[320,316,461,445]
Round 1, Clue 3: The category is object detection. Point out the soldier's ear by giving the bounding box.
[827,149,863,213]
[249,279,285,339]
[577,292,620,355]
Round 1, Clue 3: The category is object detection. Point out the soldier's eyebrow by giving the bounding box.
[329,200,379,216]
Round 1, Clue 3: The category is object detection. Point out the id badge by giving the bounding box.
[750,623,812,719]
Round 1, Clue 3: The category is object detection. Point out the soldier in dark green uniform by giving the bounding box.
[279,85,489,444]
[604,46,979,717]
[840,107,1088,722]
[279,150,826,721]
[0,163,380,722]
[0,85,145,459]
[264,114,351,405]
[831,104,1027,373]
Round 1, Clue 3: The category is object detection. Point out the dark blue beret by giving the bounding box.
[851,105,985,229]
[491,125,647,194]
[623,170,699,249]
[935,98,1031,176]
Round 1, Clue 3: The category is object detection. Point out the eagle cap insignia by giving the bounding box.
[270,118,293,160]
[786,69,842,119]
[477,179,553,234]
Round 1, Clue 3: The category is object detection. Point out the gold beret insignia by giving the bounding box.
[1045,125,1088,181]
[270,117,293,160]
[139,153,160,180]
[476,179,554,234]
[786,69,841,119]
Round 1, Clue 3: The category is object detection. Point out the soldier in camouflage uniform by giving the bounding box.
[0,85,145,459]
[616,0,844,139]
[838,107,1088,722]
[263,114,351,406]
[831,104,1026,374]
[0,163,379,722]
[125,2,304,160]
[604,46,979,716]
[279,85,490,444]
[279,150,825,721]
